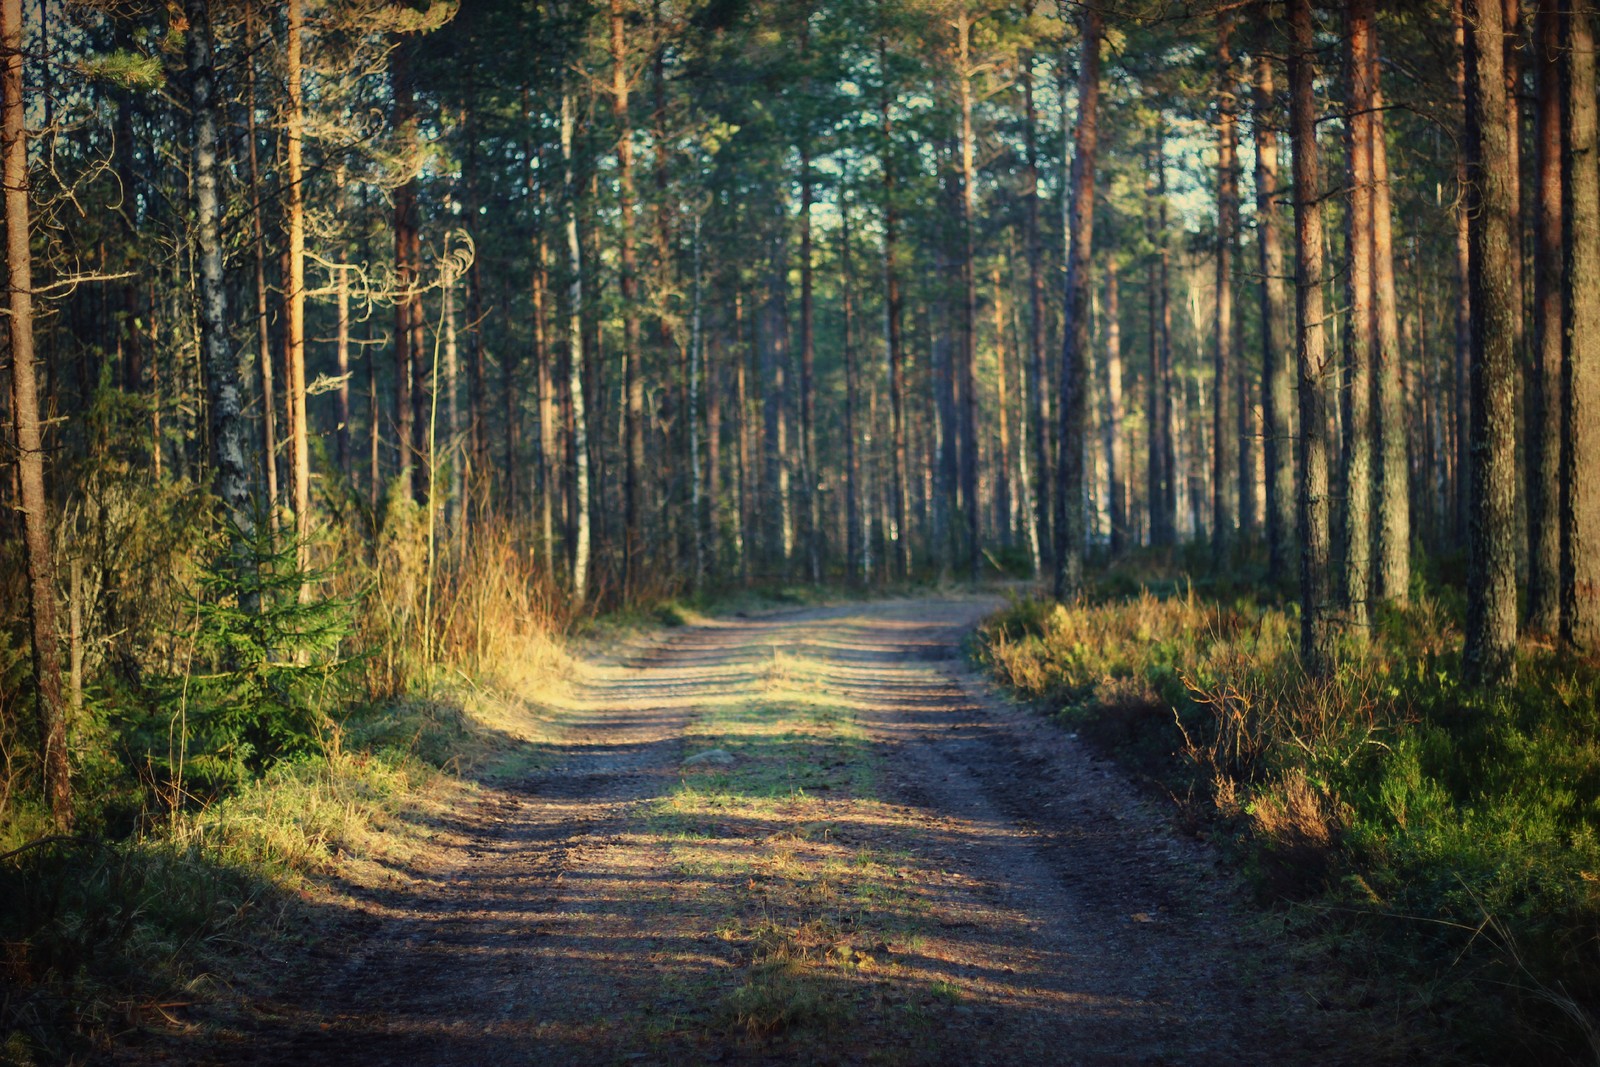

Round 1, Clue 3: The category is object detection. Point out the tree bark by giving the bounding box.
[1368,11,1409,605]
[1463,0,1520,683]
[610,0,645,594]
[285,0,310,590]
[1053,2,1101,599]
[957,11,981,579]
[1340,0,1375,627]
[1254,38,1295,585]
[1213,13,1238,569]
[1289,0,1335,674]
[1021,12,1051,572]
[4,0,70,826]
[1453,0,1473,545]
[393,43,418,501]
[1564,3,1600,649]
[1528,0,1562,634]
[881,32,912,580]
[1103,259,1125,554]
[561,91,592,599]
[843,190,863,583]
[244,5,279,526]
[187,0,251,539]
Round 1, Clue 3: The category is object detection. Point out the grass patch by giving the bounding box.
[975,582,1600,1064]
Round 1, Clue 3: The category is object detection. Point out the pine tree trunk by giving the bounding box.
[1340,0,1376,628]
[186,0,250,537]
[610,0,644,594]
[1528,0,1563,635]
[4,0,70,827]
[245,5,279,526]
[1053,2,1101,599]
[881,32,912,580]
[561,92,592,599]
[993,260,1015,548]
[1564,4,1600,649]
[957,12,981,580]
[1254,39,1295,586]
[1103,259,1126,554]
[1369,13,1410,605]
[1453,0,1473,546]
[1463,0,1520,683]
[285,0,310,591]
[393,43,418,501]
[1212,13,1238,569]
[1290,0,1336,674]
[334,172,351,482]
[843,192,863,582]
[1021,16,1052,572]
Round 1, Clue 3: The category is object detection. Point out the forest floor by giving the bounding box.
[123,595,1400,1066]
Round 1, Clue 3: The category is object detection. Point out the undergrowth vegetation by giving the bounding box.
[975,565,1600,1063]
[0,453,575,1062]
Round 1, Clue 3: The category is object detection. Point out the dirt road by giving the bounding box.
[214,596,1358,1065]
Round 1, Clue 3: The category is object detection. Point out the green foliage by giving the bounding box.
[976,589,1600,1061]
[120,524,357,803]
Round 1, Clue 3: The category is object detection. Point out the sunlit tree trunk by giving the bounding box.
[881,32,912,580]
[286,0,310,591]
[1254,39,1295,585]
[1103,259,1126,554]
[1290,0,1335,674]
[1463,0,1520,683]
[1340,0,1375,628]
[956,11,981,579]
[187,0,250,539]
[1564,3,1600,650]
[1528,0,1563,635]
[844,191,863,582]
[4,0,70,827]
[1053,1,1100,599]
[561,92,592,599]
[1212,12,1238,569]
[244,5,279,527]
[1369,13,1409,606]
[1021,13,1051,572]
[610,0,644,594]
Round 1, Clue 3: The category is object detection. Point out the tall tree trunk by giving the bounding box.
[881,33,912,580]
[1463,0,1520,683]
[245,5,278,526]
[561,91,592,599]
[1213,12,1238,568]
[1147,128,1176,548]
[1368,14,1409,605]
[843,189,863,583]
[393,43,418,501]
[957,11,981,579]
[690,215,705,590]
[4,0,70,827]
[1289,0,1335,673]
[799,15,821,584]
[334,171,351,482]
[187,0,250,536]
[1254,37,1295,585]
[993,260,1015,547]
[610,0,644,595]
[1053,2,1101,599]
[1021,12,1051,572]
[1453,0,1473,545]
[285,0,310,588]
[1528,0,1563,634]
[1103,259,1125,554]
[1340,0,1376,627]
[1564,3,1600,649]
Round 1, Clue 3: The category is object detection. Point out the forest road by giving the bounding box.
[210,595,1364,1066]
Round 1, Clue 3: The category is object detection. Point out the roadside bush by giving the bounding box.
[976,587,1600,1061]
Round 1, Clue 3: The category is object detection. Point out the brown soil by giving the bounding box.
[151,596,1378,1065]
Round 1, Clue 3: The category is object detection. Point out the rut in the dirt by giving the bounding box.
[196,598,1359,1066]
